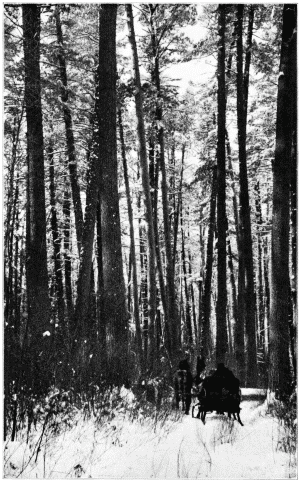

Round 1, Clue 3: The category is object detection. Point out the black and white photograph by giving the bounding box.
[3,2,297,478]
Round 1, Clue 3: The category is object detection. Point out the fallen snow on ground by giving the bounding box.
[4,389,296,479]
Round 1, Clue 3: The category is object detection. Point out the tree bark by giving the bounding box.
[236,4,257,386]
[148,3,179,360]
[181,215,193,347]
[254,182,265,356]
[269,4,296,396]
[126,4,157,370]
[227,235,238,341]
[118,106,143,372]
[96,195,107,373]
[23,4,51,392]
[48,139,65,327]
[62,166,73,322]
[96,4,129,386]
[54,5,83,254]
[216,4,228,365]
[201,165,217,361]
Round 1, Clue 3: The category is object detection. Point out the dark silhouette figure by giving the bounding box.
[174,359,193,415]
[193,363,243,425]
[195,356,206,385]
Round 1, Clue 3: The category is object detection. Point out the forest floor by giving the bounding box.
[4,388,297,479]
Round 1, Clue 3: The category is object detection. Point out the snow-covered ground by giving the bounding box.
[4,388,296,479]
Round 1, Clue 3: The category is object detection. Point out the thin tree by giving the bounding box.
[54,5,83,253]
[148,4,179,358]
[126,4,158,368]
[48,138,65,327]
[62,163,73,321]
[118,106,143,371]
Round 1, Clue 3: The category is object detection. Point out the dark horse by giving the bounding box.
[174,360,193,415]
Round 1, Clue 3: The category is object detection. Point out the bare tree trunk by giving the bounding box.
[197,208,205,349]
[254,182,265,371]
[48,139,65,326]
[227,235,238,337]
[126,4,157,370]
[149,138,168,334]
[181,214,193,347]
[201,165,217,360]
[118,106,143,372]
[216,4,228,365]
[269,4,296,396]
[289,35,297,381]
[96,196,107,373]
[173,144,185,265]
[148,3,179,360]
[236,4,257,386]
[23,4,51,393]
[63,167,73,322]
[263,236,270,352]
[96,5,129,386]
[54,5,83,253]
[188,247,197,343]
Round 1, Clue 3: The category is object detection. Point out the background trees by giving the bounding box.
[4,3,296,433]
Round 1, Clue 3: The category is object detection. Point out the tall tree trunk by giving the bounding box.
[187,236,197,345]
[181,215,193,347]
[227,235,238,340]
[118,106,143,372]
[263,236,270,352]
[22,4,51,393]
[63,166,73,322]
[13,188,22,338]
[4,169,18,328]
[198,210,205,349]
[216,4,228,365]
[126,4,157,370]
[95,4,129,386]
[48,139,65,327]
[173,144,185,265]
[73,137,99,349]
[148,3,178,360]
[96,195,107,373]
[201,165,217,361]
[54,5,83,253]
[149,138,168,334]
[289,19,297,381]
[236,4,257,386]
[269,4,296,396]
[4,108,24,277]
[254,182,265,355]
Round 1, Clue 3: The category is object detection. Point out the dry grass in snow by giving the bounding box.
[4,388,296,479]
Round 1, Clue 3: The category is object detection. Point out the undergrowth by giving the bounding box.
[267,389,297,457]
[4,382,182,478]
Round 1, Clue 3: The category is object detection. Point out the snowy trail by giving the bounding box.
[4,390,296,479]
[111,396,293,479]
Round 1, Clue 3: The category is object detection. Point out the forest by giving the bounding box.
[4,3,297,467]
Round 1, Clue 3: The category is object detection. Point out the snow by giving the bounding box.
[4,389,296,479]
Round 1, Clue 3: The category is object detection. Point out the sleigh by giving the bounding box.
[192,384,243,426]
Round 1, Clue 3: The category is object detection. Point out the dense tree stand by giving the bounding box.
[3,5,297,441]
